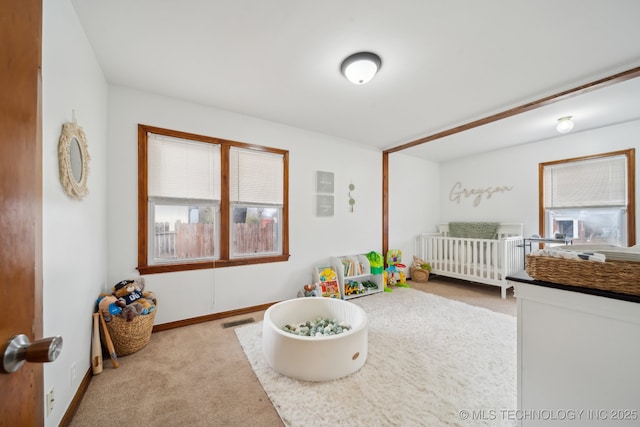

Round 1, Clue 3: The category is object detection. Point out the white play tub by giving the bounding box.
[262,297,368,381]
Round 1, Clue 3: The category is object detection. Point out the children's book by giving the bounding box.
[320,280,340,298]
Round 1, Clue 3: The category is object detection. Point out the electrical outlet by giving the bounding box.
[46,388,55,416]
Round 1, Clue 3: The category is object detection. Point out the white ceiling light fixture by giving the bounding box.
[556,116,574,134]
[340,52,382,85]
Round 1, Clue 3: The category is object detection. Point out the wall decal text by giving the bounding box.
[449,181,513,207]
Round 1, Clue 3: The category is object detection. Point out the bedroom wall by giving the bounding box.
[42,1,109,426]
[106,86,383,324]
[388,152,440,268]
[438,119,640,239]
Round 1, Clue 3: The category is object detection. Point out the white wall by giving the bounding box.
[106,86,383,323]
[438,120,640,239]
[388,152,440,268]
[42,1,108,426]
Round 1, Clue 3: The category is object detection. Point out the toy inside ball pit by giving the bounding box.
[263,297,368,381]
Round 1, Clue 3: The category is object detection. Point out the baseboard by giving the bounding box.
[152,301,277,332]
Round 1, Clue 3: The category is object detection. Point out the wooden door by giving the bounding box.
[0,0,44,426]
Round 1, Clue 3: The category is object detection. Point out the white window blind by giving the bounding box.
[543,154,627,208]
[229,147,283,205]
[148,133,220,200]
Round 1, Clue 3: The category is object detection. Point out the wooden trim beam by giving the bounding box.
[384,66,640,155]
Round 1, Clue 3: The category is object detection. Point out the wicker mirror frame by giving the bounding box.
[58,121,90,200]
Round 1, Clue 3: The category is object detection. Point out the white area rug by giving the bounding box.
[235,288,516,426]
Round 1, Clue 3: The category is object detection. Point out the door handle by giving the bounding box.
[2,334,63,373]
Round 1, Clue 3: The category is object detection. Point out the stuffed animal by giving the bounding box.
[96,294,124,322]
[112,279,156,315]
[121,302,144,322]
[303,284,317,297]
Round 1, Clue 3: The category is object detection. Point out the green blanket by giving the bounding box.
[448,222,500,239]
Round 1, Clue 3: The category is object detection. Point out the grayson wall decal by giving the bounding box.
[449,181,513,207]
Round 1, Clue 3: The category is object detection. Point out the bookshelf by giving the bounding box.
[331,254,383,300]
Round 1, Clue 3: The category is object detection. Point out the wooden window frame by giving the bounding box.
[538,148,636,246]
[137,124,290,274]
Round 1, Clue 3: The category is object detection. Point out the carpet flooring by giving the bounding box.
[69,278,516,426]
[236,287,517,426]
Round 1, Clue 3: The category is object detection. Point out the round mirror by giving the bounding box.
[58,122,90,200]
[69,137,83,182]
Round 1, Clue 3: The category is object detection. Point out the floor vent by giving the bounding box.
[222,317,255,328]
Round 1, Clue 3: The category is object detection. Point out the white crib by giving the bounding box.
[417,223,524,299]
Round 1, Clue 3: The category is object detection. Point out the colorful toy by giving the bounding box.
[386,249,409,288]
[318,267,337,282]
[344,281,365,296]
[361,280,378,290]
[315,267,341,298]
[366,251,384,274]
[320,280,340,298]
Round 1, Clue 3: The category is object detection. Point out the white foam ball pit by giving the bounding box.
[262,297,368,382]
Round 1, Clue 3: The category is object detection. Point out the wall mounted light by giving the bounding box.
[340,52,382,85]
[556,116,574,134]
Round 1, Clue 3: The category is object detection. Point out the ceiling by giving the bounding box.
[70,0,640,162]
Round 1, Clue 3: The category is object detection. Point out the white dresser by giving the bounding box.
[512,276,640,426]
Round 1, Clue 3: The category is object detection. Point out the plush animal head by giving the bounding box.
[113,279,144,298]
[113,279,135,296]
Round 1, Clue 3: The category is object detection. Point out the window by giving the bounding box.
[539,149,635,247]
[229,147,283,258]
[138,125,289,274]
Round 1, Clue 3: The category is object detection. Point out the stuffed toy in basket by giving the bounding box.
[410,256,431,283]
[100,279,157,356]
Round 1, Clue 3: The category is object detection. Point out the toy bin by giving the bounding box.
[105,308,156,356]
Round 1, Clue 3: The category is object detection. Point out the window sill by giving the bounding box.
[137,254,291,275]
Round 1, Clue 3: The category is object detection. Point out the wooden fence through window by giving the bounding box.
[154,221,275,260]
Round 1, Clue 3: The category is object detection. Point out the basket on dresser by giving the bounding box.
[526,255,640,297]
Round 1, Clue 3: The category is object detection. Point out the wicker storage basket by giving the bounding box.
[526,255,640,296]
[410,267,430,283]
[105,309,156,356]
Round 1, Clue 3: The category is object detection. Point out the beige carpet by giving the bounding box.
[69,277,515,426]
[236,287,516,426]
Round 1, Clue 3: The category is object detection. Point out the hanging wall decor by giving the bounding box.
[348,183,355,212]
[58,115,90,200]
[316,170,334,194]
[316,194,334,217]
[315,171,334,217]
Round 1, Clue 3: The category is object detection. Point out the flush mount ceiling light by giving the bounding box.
[340,52,382,85]
[556,116,574,134]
